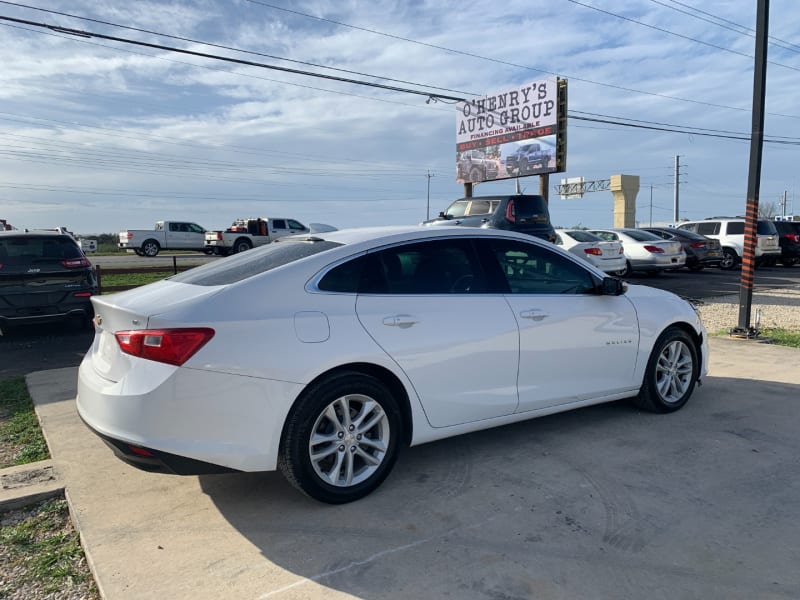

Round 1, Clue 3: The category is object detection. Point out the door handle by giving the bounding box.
[382,315,419,329]
[519,309,548,321]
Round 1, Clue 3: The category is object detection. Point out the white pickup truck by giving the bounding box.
[119,221,211,257]
[205,217,310,255]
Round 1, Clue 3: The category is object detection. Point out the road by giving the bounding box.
[2,258,798,379]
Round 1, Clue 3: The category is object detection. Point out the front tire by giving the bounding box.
[634,326,698,413]
[279,372,401,504]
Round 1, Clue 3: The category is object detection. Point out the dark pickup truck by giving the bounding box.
[422,194,556,242]
[505,143,553,176]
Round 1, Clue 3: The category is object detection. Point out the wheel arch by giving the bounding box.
[664,321,704,372]
[281,362,414,448]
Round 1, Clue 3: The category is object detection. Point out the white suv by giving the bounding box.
[677,217,780,269]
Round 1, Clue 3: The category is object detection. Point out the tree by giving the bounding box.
[759,201,778,219]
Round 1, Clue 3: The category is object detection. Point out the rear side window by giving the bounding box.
[171,239,341,286]
[726,221,745,235]
[695,222,720,235]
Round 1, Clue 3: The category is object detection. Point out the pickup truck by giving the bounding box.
[505,143,553,176]
[205,217,310,255]
[119,221,210,257]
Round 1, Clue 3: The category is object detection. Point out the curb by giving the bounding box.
[0,459,64,511]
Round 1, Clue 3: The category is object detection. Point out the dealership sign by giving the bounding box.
[455,77,565,184]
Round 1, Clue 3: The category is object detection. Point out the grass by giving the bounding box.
[761,328,800,348]
[0,376,49,468]
[100,271,174,291]
[0,497,100,598]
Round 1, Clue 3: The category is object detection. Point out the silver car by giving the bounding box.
[589,228,685,276]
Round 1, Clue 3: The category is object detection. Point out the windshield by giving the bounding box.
[443,200,469,218]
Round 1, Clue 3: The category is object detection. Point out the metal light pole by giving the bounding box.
[426,170,434,220]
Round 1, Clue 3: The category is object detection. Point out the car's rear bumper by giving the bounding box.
[629,255,686,270]
[76,354,302,473]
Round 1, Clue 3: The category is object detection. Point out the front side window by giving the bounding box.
[288,220,305,230]
[485,239,596,295]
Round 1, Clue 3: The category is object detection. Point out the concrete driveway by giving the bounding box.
[27,337,800,599]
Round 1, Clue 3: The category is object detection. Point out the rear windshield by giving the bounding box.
[757,220,777,235]
[0,235,83,264]
[564,230,601,243]
[170,238,341,286]
[621,230,661,242]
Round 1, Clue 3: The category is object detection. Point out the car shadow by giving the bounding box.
[197,375,800,598]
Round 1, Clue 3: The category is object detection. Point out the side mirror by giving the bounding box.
[439,211,447,219]
[600,276,626,296]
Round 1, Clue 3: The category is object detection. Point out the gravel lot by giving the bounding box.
[695,287,800,333]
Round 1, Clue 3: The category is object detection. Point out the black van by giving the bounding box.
[423,194,556,242]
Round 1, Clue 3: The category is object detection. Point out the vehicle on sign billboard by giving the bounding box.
[456,77,564,184]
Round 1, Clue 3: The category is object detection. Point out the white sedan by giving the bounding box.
[554,228,626,273]
[590,228,686,276]
[78,226,707,504]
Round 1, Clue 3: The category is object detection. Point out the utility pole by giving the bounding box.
[735,0,769,335]
[425,170,435,220]
[650,185,653,226]
[780,190,787,217]
[673,155,680,222]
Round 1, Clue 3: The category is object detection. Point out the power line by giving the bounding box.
[8,2,800,120]
[567,0,800,74]
[4,14,800,147]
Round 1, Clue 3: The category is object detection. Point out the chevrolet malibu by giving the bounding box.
[78,226,707,504]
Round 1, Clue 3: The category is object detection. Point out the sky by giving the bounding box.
[2,0,799,236]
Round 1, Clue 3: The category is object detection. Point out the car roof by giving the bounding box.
[0,230,74,238]
[286,225,550,253]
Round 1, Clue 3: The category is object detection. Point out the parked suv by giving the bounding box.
[423,194,556,242]
[772,220,800,267]
[457,149,499,182]
[676,218,780,269]
[0,231,97,330]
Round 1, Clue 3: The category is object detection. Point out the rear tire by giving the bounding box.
[633,326,698,413]
[719,248,738,270]
[279,371,401,504]
[232,238,252,254]
[615,260,632,277]
[141,240,160,257]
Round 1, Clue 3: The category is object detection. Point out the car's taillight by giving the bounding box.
[126,232,133,240]
[689,241,706,248]
[584,247,603,256]
[73,292,93,297]
[619,246,625,254]
[115,328,215,366]
[505,199,516,223]
[644,245,665,253]
[788,233,800,243]
[62,258,91,268]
